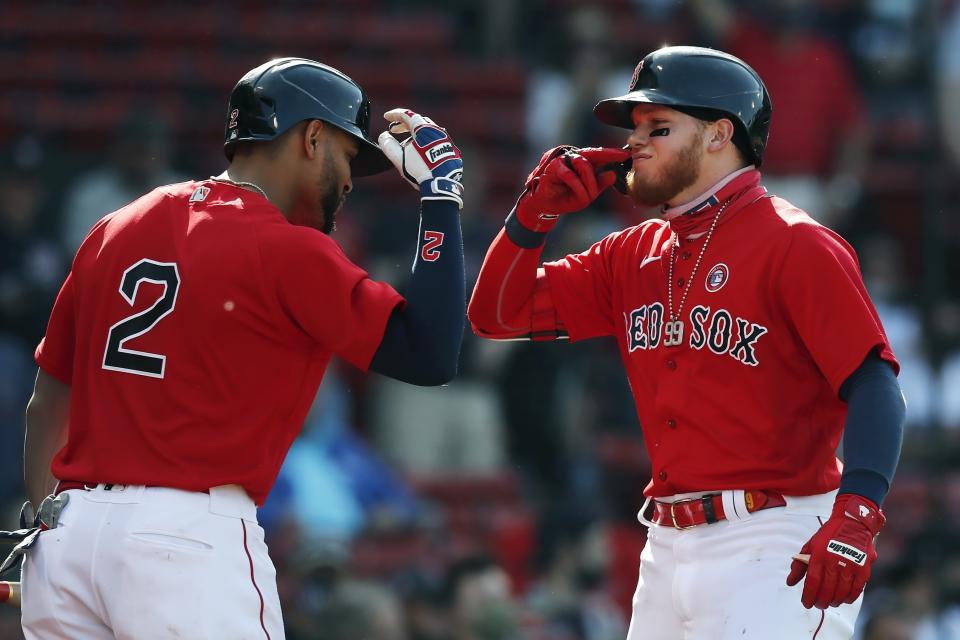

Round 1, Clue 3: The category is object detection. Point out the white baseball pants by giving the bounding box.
[21,484,283,639]
[626,490,862,640]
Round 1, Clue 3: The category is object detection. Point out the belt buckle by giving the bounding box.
[669,497,701,530]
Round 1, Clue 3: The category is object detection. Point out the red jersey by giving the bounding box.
[542,170,897,498]
[36,180,404,504]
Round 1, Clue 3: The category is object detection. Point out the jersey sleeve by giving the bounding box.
[35,271,77,384]
[541,232,620,341]
[777,223,898,394]
[268,230,405,371]
[335,278,407,371]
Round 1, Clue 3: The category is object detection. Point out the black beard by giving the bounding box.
[627,133,703,208]
[318,143,343,235]
[320,186,341,235]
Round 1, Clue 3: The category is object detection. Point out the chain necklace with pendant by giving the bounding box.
[663,198,731,348]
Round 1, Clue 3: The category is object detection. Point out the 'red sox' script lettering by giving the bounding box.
[625,302,768,366]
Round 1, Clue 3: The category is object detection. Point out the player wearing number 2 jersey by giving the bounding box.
[469,47,905,639]
[18,58,466,638]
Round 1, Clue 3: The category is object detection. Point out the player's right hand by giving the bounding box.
[378,108,464,209]
[515,146,629,233]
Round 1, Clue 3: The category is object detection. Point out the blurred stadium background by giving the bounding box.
[1,1,958,638]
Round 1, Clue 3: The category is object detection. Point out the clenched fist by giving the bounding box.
[514,146,629,233]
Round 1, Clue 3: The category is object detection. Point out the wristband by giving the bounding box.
[504,207,548,249]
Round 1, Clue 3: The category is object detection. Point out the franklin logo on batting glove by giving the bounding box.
[378,108,464,208]
[827,540,867,565]
[427,142,456,165]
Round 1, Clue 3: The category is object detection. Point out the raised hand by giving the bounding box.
[515,146,630,233]
[378,108,464,209]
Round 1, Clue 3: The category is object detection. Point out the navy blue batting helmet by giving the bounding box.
[594,46,773,166]
[224,58,391,177]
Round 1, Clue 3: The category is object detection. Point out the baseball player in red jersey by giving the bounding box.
[468,46,905,639]
[13,58,466,638]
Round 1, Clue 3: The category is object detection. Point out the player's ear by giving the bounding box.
[707,119,736,153]
[304,120,325,159]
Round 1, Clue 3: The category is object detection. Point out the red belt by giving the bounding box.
[651,490,786,529]
[55,481,209,495]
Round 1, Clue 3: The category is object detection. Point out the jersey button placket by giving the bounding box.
[658,470,668,481]
[666,418,677,429]
[666,359,677,370]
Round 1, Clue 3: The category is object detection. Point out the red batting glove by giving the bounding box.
[514,146,630,233]
[786,494,886,609]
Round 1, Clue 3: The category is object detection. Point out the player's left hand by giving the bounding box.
[378,108,464,209]
[786,493,885,609]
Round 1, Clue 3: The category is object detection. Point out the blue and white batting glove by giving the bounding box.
[378,108,464,209]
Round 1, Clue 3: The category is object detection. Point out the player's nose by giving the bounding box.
[626,127,648,148]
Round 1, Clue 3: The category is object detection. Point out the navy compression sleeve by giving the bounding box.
[369,199,465,386]
[837,351,905,506]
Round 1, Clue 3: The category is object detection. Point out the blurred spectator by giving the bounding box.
[398,569,450,640]
[444,554,523,640]
[281,533,424,640]
[0,135,65,350]
[526,6,633,154]
[690,0,870,231]
[851,0,927,110]
[939,0,960,173]
[0,135,65,505]
[314,579,408,640]
[443,0,527,59]
[60,109,184,253]
[526,508,626,640]
[859,609,916,640]
[902,519,960,639]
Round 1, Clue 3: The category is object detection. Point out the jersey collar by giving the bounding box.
[665,168,765,239]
